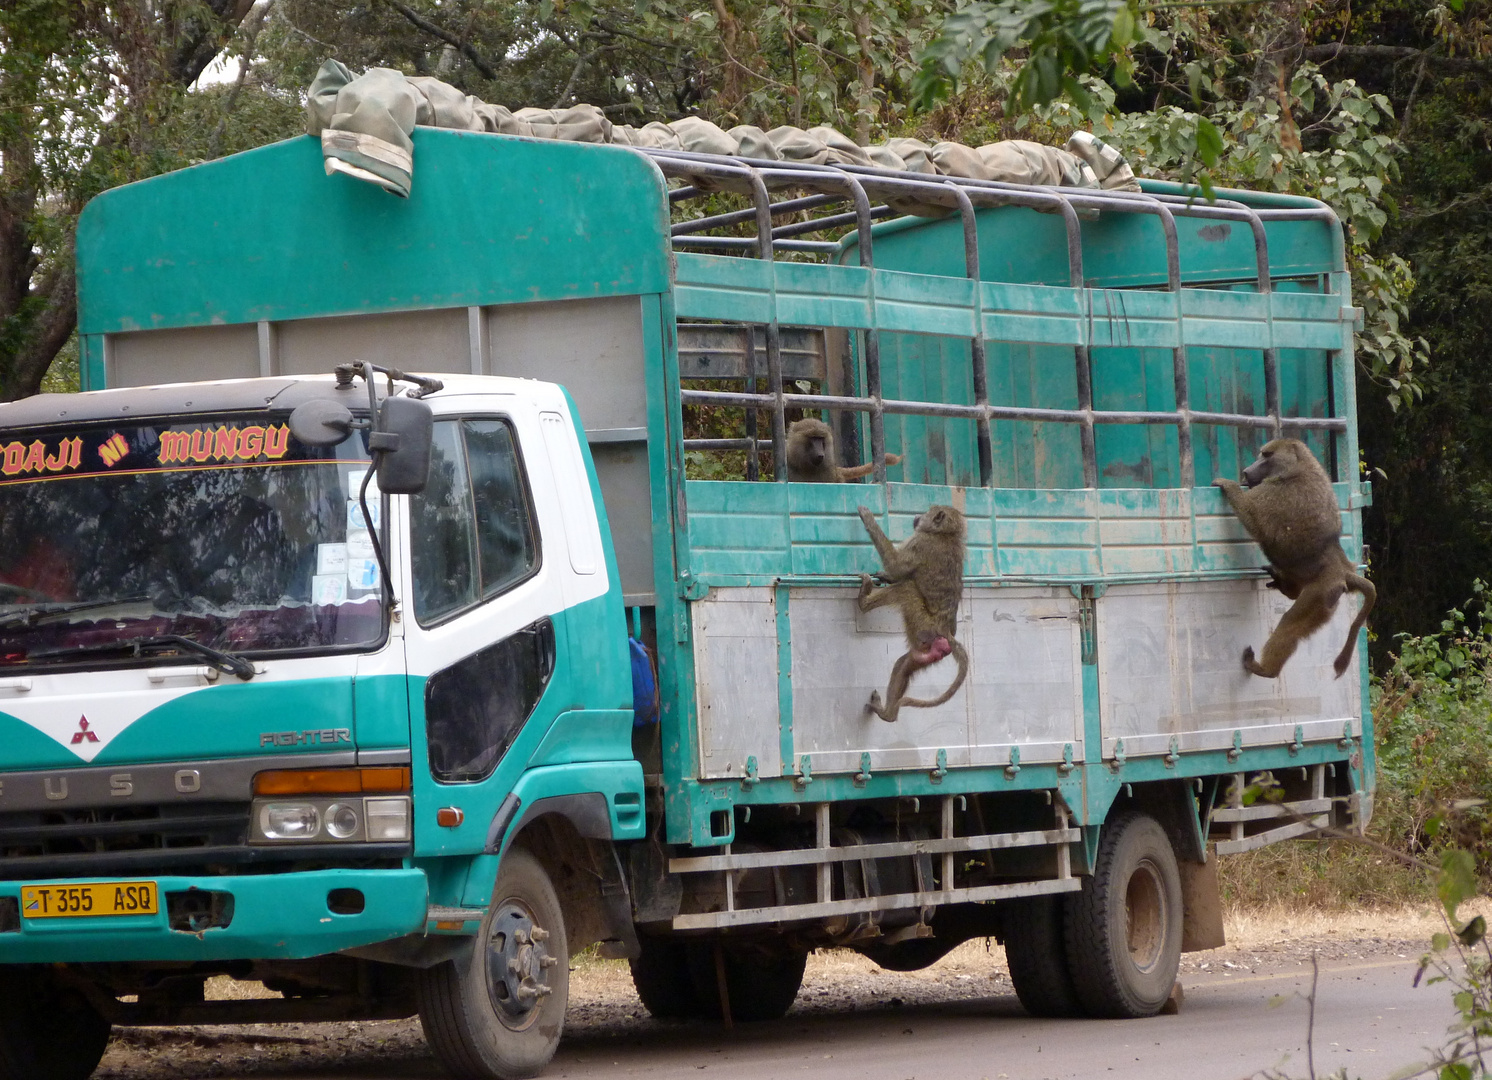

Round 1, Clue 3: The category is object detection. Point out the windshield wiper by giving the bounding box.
[23,635,257,680]
[0,596,153,632]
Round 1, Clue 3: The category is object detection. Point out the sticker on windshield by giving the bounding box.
[312,574,348,605]
[317,543,348,575]
[347,558,380,591]
[348,499,380,532]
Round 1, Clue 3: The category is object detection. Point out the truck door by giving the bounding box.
[402,407,565,856]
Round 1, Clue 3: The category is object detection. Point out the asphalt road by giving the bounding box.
[548,956,1443,1080]
[98,952,1453,1080]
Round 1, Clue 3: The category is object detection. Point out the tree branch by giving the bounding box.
[166,0,258,86]
[1,259,76,402]
[1304,43,1492,73]
[381,0,500,80]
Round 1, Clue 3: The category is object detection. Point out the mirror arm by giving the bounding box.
[351,361,397,611]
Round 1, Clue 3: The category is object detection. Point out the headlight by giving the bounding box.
[259,802,320,840]
[250,795,410,844]
[325,802,361,839]
[364,797,412,841]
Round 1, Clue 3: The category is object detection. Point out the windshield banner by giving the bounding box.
[0,421,298,484]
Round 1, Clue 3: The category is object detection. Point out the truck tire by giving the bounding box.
[685,940,807,1022]
[1002,894,1083,1017]
[630,936,709,1020]
[1064,811,1183,1018]
[0,966,111,1080]
[417,847,568,1079]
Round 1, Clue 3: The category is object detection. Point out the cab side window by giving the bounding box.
[466,420,537,597]
[410,418,538,626]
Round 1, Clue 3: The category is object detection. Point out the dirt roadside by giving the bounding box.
[93,904,1471,1080]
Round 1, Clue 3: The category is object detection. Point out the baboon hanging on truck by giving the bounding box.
[1214,438,1375,679]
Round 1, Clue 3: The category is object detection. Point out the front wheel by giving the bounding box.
[0,966,111,1080]
[1064,811,1182,1019]
[417,847,569,1079]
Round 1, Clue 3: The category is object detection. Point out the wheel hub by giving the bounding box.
[1125,858,1166,972]
[485,900,556,1024]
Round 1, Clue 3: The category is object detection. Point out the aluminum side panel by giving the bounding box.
[1096,578,1362,756]
[692,587,781,780]
[691,586,1082,780]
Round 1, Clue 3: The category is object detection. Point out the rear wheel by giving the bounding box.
[0,966,111,1080]
[417,847,568,1079]
[1003,894,1082,1018]
[1064,812,1182,1018]
[630,936,709,1020]
[685,940,807,1022]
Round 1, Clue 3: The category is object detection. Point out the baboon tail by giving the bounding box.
[1332,572,1377,679]
[899,640,969,709]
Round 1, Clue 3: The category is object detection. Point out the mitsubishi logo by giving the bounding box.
[70,716,100,745]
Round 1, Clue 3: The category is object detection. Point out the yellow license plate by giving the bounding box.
[21,881,158,919]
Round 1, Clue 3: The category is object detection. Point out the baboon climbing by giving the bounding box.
[787,418,901,482]
[856,504,968,722]
[1214,438,1376,679]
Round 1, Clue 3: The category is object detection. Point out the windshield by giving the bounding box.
[0,412,385,671]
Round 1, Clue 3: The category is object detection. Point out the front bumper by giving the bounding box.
[0,868,428,963]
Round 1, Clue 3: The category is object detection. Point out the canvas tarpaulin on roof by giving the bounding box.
[305,59,1138,209]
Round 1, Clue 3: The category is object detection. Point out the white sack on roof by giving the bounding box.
[305,59,1139,207]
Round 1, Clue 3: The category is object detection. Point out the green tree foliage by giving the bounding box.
[0,1,300,401]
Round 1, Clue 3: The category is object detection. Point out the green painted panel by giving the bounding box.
[354,672,411,750]
[674,284,774,323]
[77,130,670,334]
[97,678,354,765]
[1083,289,1180,350]
[0,868,428,963]
[1091,346,1180,488]
[0,716,88,771]
[526,709,634,767]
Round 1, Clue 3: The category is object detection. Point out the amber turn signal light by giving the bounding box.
[436,807,464,828]
[253,767,411,796]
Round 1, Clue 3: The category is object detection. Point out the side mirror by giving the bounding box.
[374,395,433,494]
[287,400,355,447]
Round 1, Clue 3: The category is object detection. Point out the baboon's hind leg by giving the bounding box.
[1244,583,1341,678]
[867,652,914,723]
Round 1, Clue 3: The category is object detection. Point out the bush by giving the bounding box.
[1374,580,1492,867]
[1218,584,1492,911]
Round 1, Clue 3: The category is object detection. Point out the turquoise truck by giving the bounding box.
[0,128,1370,1080]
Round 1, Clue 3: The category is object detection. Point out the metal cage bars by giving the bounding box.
[648,148,1349,490]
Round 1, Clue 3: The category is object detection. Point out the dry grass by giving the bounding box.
[1217,836,1435,912]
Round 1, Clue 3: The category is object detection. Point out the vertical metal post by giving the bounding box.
[743,329,759,481]
[723,843,735,912]
[1235,208,1281,440]
[815,803,832,904]
[1231,772,1245,845]
[940,795,956,893]
[950,185,993,487]
[1145,200,1193,488]
[748,171,788,480]
[1056,198,1097,488]
[847,177,886,483]
[1055,802,1071,881]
